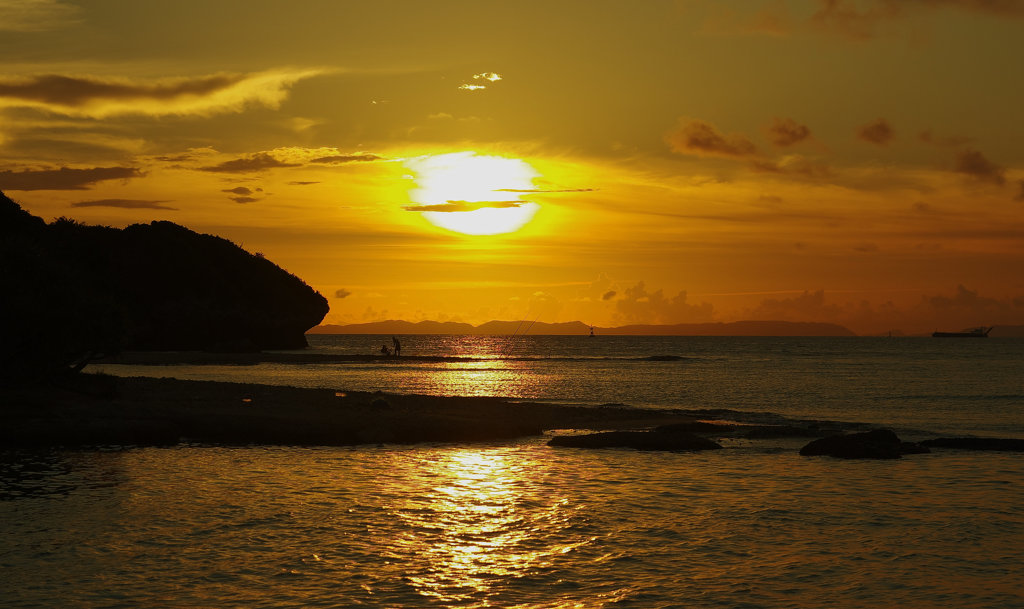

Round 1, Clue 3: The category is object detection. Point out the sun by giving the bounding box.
[404,152,540,235]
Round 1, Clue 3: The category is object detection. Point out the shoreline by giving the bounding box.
[1,374,731,449]
[4,371,1020,452]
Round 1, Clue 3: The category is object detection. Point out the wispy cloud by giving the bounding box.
[221,186,264,203]
[857,118,895,145]
[766,117,811,147]
[334,288,352,299]
[402,200,526,213]
[71,198,176,210]
[811,0,1024,39]
[751,154,832,178]
[221,186,262,196]
[666,119,758,158]
[954,149,1006,186]
[199,153,300,174]
[308,153,383,164]
[709,0,1024,41]
[919,129,973,147]
[614,282,715,324]
[0,0,78,32]
[0,69,324,118]
[0,165,141,190]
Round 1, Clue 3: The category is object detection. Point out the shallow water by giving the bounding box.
[10,336,1024,607]
[3,440,1023,608]
[90,335,1024,437]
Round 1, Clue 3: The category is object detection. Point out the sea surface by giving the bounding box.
[4,335,1024,608]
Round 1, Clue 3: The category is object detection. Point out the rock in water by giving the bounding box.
[799,429,919,459]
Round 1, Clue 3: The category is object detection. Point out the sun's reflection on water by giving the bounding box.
[421,357,547,400]
[381,447,591,605]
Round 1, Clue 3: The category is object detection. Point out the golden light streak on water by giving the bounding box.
[385,448,591,605]
[416,356,547,399]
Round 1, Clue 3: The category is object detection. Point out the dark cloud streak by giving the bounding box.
[766,117,811,147]
[403,200,526,213]
[857,118,895,145]
[666,120,758,158]
[71,198,176,210]
[308,154,383,164]
[495,188,598,193]
[0,166,142,190]
[199,153,300,173]
[222,186,262,196]
[954,149,1006,185]
[0,74,241,106]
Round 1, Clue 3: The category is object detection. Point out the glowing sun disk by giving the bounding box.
[406,152,540,235]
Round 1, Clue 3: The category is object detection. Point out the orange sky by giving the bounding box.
[2,0,1023,335]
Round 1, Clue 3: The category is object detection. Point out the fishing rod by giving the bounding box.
[500,312,541,360]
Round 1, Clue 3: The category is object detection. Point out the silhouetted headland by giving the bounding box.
[1,191,327,385]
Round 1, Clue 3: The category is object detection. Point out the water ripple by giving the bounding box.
[2,443,1023,608]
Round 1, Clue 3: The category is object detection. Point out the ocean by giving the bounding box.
[3,335,1023,608]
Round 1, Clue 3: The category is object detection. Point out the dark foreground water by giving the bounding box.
[4,336,1024,607]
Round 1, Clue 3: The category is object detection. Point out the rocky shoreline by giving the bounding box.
[3,374,1022,457]
[0,374,715,449]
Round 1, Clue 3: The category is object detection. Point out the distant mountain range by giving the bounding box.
[309,319,858,337]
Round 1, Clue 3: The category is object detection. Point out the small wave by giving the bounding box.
[502,355,691,363]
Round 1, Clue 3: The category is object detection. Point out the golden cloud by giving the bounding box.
[0,165,142,190]
[71,198,176,210]
[0,69,325,118]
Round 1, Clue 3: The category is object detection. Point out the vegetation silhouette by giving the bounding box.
[1,191,328,386]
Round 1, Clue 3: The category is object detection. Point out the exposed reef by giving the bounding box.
[0,375,709,448]
[3,374,1021,452]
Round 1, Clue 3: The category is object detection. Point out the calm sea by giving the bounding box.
[4,336,1024,607]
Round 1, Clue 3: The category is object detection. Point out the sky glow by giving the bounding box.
[2,0,1023,333]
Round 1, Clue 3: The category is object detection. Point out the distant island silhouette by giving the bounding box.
[310,319,857,337]
[1,191,327,385]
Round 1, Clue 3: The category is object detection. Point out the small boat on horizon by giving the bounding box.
[932,326,993,338]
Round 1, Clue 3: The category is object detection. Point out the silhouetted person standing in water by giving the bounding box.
[392,336,401,357]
